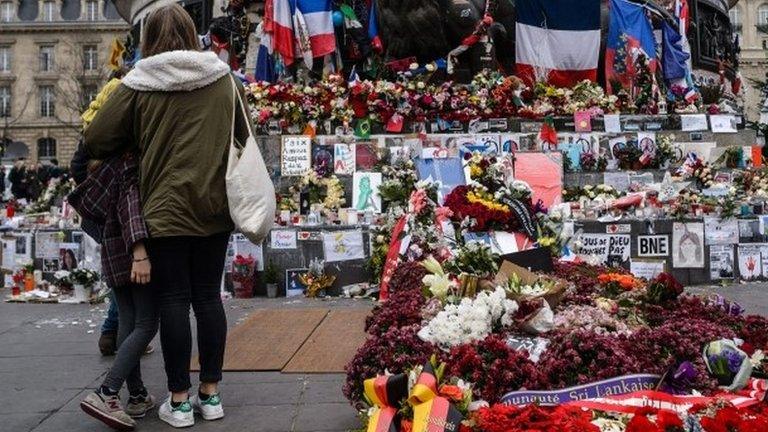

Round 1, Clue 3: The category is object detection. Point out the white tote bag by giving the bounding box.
[226,75,276,244]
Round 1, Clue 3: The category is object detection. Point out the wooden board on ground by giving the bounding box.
[193,308,328,371]
[282,309,369,373]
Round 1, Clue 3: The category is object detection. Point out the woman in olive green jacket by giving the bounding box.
[84,4,249,428]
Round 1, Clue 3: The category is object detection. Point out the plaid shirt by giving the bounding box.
[67,154,148,288]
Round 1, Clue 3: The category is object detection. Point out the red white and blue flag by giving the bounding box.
[264,0,295,65]
[605,0,658,94]
[296,0,335,59]
[515,0,601,87]
[263,0,335,67]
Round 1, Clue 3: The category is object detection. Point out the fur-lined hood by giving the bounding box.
[122,50,230,92]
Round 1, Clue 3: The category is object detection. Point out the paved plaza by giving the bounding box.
[0,283,766,432]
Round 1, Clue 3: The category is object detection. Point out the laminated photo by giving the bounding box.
[709,245,735,280]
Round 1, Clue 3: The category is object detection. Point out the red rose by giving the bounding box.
[626,414,662,432]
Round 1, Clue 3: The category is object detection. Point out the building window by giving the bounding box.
[0,86,10,117]
[0,46,10,72]
[39,45,54,72]
[729,7,741,34]
[39,86,55,118]
[37,138,56,159]
[83,45,98,71]
[760,5,768,26]
[85,0,98,20]
[41,0,55,21]
[82,84,97,109]
[0,1,13,22]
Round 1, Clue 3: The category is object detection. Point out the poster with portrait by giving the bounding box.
[312,145,334,174]
[738,244,763,281]
[59,243,80,271]
[709,245,735,280]
[672,222,705,268]
[352,172,382,213]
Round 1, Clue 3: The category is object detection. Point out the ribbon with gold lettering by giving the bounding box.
[409,363,463,432]
[364,373,408,432]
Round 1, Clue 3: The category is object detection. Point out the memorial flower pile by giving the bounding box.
[345,254,768,432]
[244,71,670,131]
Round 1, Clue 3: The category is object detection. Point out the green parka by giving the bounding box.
[84,50,252,238]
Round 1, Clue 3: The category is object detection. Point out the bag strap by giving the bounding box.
[228,74,238,150]
[228,74,255,142]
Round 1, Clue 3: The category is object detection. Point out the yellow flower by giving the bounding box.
[466,191,510,212]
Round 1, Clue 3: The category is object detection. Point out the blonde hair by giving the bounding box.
[141,4,199,58]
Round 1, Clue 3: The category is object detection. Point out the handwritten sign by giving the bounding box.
[681,114,708,131]
[280,136,311,176]
[579,234,630,265]
[630,259,665,280]
[270,230,297,249]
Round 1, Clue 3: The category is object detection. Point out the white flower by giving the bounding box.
[468,400,489,411]
[418,287,518,349]
[751,350,765,368]
[591,418,626,432]
[422,273,454,299]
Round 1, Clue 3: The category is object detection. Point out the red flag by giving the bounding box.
[539,116,557,146]
[378,216,407,300]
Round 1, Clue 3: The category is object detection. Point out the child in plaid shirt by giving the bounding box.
[69,152,158,431]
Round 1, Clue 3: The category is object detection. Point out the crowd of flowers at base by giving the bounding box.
[344,244,768,432]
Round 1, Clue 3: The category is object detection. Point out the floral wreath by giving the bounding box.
[289,169,345,211]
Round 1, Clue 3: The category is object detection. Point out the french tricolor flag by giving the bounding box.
[296,0,336,59]
[265,0,295,65]
[515,0,601,88]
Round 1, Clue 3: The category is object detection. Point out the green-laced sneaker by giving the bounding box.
[190,392,224,421]
[158,397,194,428]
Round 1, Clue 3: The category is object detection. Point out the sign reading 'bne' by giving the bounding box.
[637,235,669,257]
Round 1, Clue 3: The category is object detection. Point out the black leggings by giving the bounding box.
[149,232,230,393]
[102,283,158,394]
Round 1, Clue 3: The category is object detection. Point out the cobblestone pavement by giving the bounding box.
[0,283,765,432]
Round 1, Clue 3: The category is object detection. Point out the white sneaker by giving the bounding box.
[190,392,225,421]
[158,396,194,428]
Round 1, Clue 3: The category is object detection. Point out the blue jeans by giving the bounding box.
[101,290,119,334]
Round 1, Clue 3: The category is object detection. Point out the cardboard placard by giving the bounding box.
[270,230,297,249]
[280,136,312,176]
[630,259,665,280]
[494,260,567,308]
